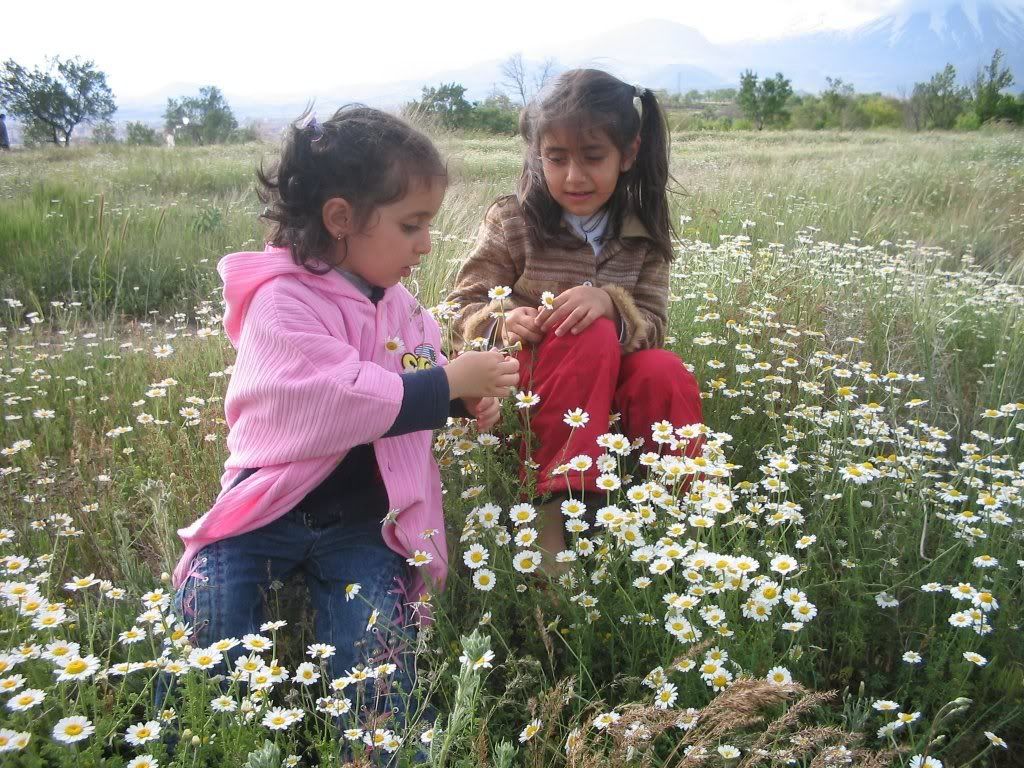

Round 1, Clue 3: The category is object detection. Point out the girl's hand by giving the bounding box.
[463,396,501,431]
[444,350,520,400]
[538,285,617,337]
[503,306,543,346]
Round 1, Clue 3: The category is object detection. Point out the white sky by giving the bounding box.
[6,0,913,102]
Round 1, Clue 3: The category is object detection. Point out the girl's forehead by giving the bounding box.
[395,176,446,215]
[540,122,613,150]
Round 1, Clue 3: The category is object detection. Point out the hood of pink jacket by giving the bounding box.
[219,246,368,347]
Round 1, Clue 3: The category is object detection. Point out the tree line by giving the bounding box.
[730,50,1021,131]
[2,51,1021,147]
[0,56,254,147]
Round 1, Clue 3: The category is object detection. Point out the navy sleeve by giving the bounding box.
[450,398,473,419]
[383,367,452,437]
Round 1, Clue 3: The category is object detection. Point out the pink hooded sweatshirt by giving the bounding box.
[173,246,449,603]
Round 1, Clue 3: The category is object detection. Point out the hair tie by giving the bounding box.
[306,115,324,144]
[631,84,646,123]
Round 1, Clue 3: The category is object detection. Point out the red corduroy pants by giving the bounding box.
[515,317,704,496]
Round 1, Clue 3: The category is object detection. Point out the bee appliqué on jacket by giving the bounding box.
[401,343,437,371]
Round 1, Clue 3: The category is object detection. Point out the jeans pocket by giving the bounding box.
[176,551,214,647]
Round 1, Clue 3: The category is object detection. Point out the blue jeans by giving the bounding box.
[172,507,422,722]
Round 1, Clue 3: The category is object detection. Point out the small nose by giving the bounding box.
[565,157,587,183]
[418,227,432,254]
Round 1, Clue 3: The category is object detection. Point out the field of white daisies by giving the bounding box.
[0,130,1022,768]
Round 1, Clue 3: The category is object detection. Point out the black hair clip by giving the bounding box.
[307,116,324,143]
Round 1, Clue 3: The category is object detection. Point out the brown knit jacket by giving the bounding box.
[446,195,670,353]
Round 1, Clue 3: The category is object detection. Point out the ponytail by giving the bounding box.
[630,87,674,261]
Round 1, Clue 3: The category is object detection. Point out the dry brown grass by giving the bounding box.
[564,677,903,768]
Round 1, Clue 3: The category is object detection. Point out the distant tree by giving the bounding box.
[737,70,792,129]
[126,121,160,146]
[790,94,827,130]
[0,56,116,146]
[163,86,238,145]
[502,54,529,107]
[972,49,1015,124]
[501,53,558,107]
[406,83,472,129]
[821,77,869,129]
[465,92,519,134]
[481,89,516,112]
[860,95,903,128]
[533,57,556,95]
[91,120,117,144]
[910,64,969,130]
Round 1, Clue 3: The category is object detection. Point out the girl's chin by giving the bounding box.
[561,195,602,215]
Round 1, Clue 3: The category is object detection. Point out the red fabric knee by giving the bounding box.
[516,318,622,496]
[616,350,704,457]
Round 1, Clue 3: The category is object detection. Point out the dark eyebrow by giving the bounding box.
[405,210,435,218]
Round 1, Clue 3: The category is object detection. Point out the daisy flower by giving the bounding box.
[53,715,94,744]
[406,550,434,567]
[472,569,496,591]
[513,551,541,574]
[459,648,495,670]
[563,408,589,427]
[515,391,541,409]
[54,655,101,682]
[210,695,237,712]
[242,634,272,652]
[519,718,542,742]
[654,683,678,709]
[125,721,161,746]
[984,731,1007,748]
[463,544,489,569]
[718,745,741,759]
[593,711,620,730]
[6,688,44,711]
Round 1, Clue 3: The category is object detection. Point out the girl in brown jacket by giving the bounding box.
[446,69,704,574]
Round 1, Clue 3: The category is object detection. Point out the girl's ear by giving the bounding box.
[621,135,641,172]
[322,197,354,239]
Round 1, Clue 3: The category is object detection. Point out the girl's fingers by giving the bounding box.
[508,321,541,344]
[540,303,574,331]
[554,306,588,336]
[571,308,600,335]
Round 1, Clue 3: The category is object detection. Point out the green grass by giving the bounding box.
[0,131,1021,767]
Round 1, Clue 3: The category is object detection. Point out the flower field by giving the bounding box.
[0,131,1021,766]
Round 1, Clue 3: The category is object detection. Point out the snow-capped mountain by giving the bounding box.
[730,0,1024,92]
[116,1,1024,122]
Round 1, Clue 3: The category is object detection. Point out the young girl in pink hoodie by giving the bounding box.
[169,107,519,726]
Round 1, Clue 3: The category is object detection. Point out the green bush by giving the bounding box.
[955,111,982,131]
[126,121,160,146]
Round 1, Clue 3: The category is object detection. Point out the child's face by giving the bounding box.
[538,124,637,218]
[336,178,445,288]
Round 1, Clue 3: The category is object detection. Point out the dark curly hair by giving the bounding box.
[517,69,675,261]
[257,105,447,272]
